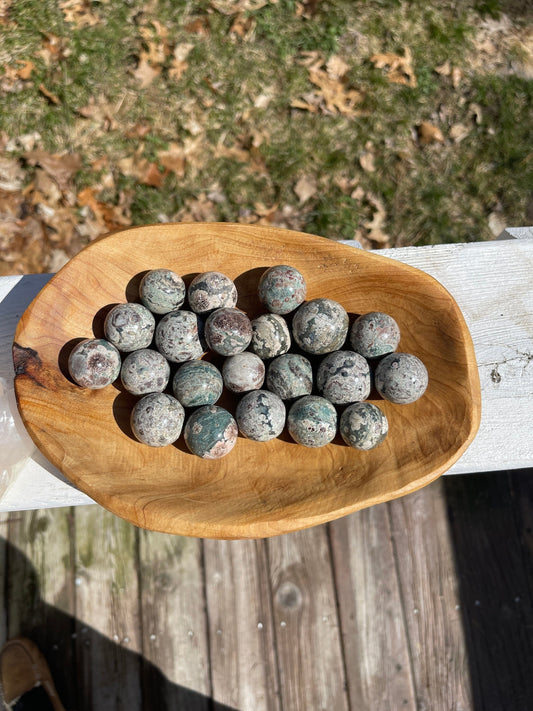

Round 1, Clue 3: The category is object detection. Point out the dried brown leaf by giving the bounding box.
[0,156,26,191]
[294,175,317,204]
[416,122,445,145]
[59,0,100,28]
[449,123,471,143]
[38,83,61,104]
[326,55,350,80]
[371,48,417,88]
[359,150,375,173]
[184,17,210,36]
[0,0,14,25]
[132,57,161,88]
[210,0,269,15]
[24,150,81,192]
[435,60,451,76]
[158,143,186,178]
[451,66,462,88]
[16,60,34,80]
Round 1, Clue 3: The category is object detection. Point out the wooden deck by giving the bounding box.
[1,470,533,711]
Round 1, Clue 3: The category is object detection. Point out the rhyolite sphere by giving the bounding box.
[68,338,121,389]
[288,395,337,447]
[375,353,428,404]
[236,390,286,442]
[250,313,291,359]
[350,312,400,359]
[188,271,238,314]
[173,360,223,407]
[292,298,349,355]
[104,303,155,352]
[317,350,371,405]
[120,348,170,396]
[155,310,204,363]
[204,307,252,356]
[222,352,265,393]
[184,405,238,459]
[139,268,186,315]
[258,264,307,315]
[131,393,185,447]
[266,353,313,400]
[340,402,389,450]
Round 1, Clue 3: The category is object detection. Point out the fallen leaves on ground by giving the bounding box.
[59,0,101,28]
[362,193,391,247]
[169,43,195,81]
[294,175,317,204]
[416,122,445,145]
[210,0,270,15]
[371,48,417,88]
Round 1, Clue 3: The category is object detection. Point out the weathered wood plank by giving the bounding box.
[267,526,349,711]
[74,506,142,711]
[203,539,280,711]
[138,530,211,710]
[388,480,472,711]
[329,506,416,710]
[0,515,9,646]
[444,472,533,710]
[6,507,76,707]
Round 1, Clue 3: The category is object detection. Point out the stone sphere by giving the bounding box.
[340,402,388,450]
[120,348,170,396]
[131,393,185,447]
[68,338,121,389]
[258,264,306,315]
[104,303,155,352]
[188,271,238,314]
[250,313,291,359]
[266,353,313,400]
[350,312,400,359]
[222,352,265,393]
[292,298,349,355]
[184,405,238,459]
[173,360,223,407]
[236,390,286,442]
[139,268,186,315]
[287,395,337,448]
[375,353,428,404]
[317,350,371,405]
[204,308,252,356]
[155,310,205,363]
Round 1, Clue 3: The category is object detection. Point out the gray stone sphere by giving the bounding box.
[104,303,155,352]
[139,268,186,314]
[120,348,170,396]
[375,353,428,404]
[292,298,349,354]
[184,405,238,459]
[222,352,265,393]
[258,264,306,315]
[236,390,286,441]
[317,350,371,405]
[287,395,337,448]
[350,312,400,359]
[204,308,252,356]
[68,338,121,389]
[250,313,291,359]
[266,353,313,400]
[188,271,238,314]
[131,393,185,447]
[340,402,388,450]
[173,360,223,407]
[155,310,205,363]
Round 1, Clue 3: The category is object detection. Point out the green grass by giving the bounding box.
[1,0,532,258]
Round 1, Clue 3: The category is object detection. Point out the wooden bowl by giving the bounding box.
[13,223,481,539]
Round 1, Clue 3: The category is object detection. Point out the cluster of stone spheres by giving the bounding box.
[67,265,428,459]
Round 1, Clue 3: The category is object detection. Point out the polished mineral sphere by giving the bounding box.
[104,303,155,352]
[250,313,291,359]
[222,352,265,393]
[292,298,349,355]
[120,348,170,396]
[375,353,428,404]
[155,310,204,363]
[287,395,337,448]
[184,405,238,459]
[204,307,252,356]
[236,390,286,441]
[266,353,313,400]
[188,271,238,314]
[131,393,185,447]
[139,268,186,315]
[340,402,388,450]
[350,312,400,359]
[258,264,307,315]
[68,338,121,389]
[173,360,223,407]
[317,350,371,405]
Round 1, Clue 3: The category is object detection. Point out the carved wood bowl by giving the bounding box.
[13,223,481,539]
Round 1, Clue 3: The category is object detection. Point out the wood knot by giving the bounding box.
[275,580,303,611]
[13,343,42,382]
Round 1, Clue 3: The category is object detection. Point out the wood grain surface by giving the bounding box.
[12,223,481,538]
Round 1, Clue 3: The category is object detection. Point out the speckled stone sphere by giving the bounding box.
[120,348,170,396]
[104,303,155,352]
[266,353,313,400]
[340,402,389,450]
[184,405,238,459]
[188,271,238,314]
[250,313,291,359]
[258,264,307,315]
[139,268,186,315]
[287,395,337,448]
[350,312,400,359]
[236,390,286,441]
[292,298,349,355]
[222,352,265,393]
[204,308,252,356]
[173,360,223,407]
[375,353,428,404]
[68,338,121,389]
[131,393,185,447]
[155,310,205,363]
[317,350,371,405]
